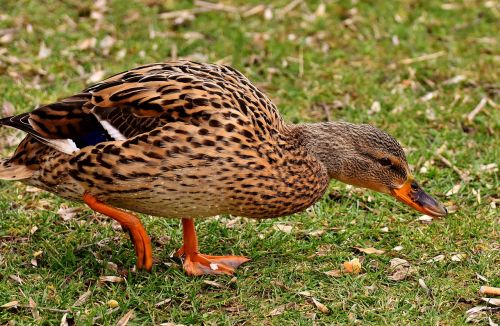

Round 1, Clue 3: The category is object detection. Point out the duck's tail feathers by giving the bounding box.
[0,114,79,155]
[0,159,34,180]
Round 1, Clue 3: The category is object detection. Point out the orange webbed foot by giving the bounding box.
[176,249,250,276]
[177,218,250,276]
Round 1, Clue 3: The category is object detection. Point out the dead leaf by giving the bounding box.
[418,215,433,223]
[60,313,69,326]
[28,297,40,320]
[73,290,91,307]
[427,254,445,263]
[38,42,51,59]
[324,269,342,277]
[1,300,19,309]
[57,205,81,221]
[268,304,286,316]
[311,297,329,314]
[354,247,385,255]
[98,276,124,283]
[481,298,500,306]
[466,306,490,323]
[155,298,171,307]
[116,309,134,326]
[388,258,414,281]
[451,253,467,262]
[342,258,361,274]
[274,224,292,234]
[308,230,325,237]
[446,183,461,196]
[298,290,312,297]
[9,275,23,284]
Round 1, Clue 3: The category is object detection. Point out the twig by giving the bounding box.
[194,0,239,13]
[466,97,488,123]
[399,51,445,65]
[243,4,265,17]
[437,154,469,181]
[277,0,302,18]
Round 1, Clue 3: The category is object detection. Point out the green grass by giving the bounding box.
[0,0,498,324]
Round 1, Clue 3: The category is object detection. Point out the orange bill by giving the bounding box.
[390,179,448,217]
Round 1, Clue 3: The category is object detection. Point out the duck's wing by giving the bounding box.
[1,61,285,155]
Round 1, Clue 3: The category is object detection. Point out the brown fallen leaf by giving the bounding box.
[57,205,82,221]
[388,258,414,281]
[98,276,124,283]
[155,298,172,307]
[116,309,134,326]
[342,258,361,274]
[354,247,385,255]
[481,298,500,306]
[297,290,312,297]
[451,253,467,262]
[324,269,342,277]
[1,300,19,309]
[274,224,293,234]
[72,290,91,307]
[28,297,40,320]
[9,275,23,284]
[311,297,329,314]
[268,304,287,316]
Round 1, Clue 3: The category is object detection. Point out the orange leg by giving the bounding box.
[83,193,153,271]
[176,218,250,276]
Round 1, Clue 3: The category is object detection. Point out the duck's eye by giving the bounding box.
[379,157,392,166]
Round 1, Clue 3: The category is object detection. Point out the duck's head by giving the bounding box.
[297,122,447,217]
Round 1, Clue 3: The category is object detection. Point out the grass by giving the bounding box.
[0,0,498,324]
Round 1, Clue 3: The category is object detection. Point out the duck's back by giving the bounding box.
[1,61,329,219]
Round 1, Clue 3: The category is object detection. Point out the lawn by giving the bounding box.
[0,0,498,324]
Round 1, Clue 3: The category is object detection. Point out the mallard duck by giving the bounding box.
[0,60,447,275]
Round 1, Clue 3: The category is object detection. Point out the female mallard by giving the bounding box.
[0,60,447,275]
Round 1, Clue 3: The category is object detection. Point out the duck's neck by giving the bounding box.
[291,122,359,180]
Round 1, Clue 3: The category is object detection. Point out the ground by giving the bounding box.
[0,0,498,325]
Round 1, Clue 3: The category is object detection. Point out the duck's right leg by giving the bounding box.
[175,218,250,276]
[83,192,153,271]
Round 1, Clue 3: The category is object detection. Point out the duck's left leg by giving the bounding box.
[176,218,250,276]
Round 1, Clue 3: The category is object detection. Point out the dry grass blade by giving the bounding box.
[399,51,446,64]
[203,280,226,289]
